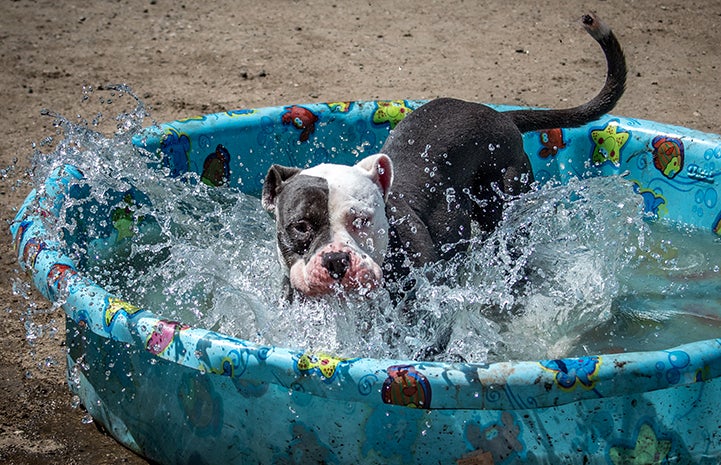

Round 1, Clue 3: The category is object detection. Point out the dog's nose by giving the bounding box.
[321,251,351,280]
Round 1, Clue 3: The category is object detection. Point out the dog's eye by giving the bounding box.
[287,220,314,254]
[289,220,313,237]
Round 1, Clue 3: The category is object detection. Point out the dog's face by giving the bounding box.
[262,154,394,297]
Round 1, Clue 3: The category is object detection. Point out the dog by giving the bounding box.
[262,14,626,302]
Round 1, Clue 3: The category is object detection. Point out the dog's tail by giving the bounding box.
[505,13,627,133]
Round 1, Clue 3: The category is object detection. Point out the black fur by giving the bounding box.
[265,170,333,268]
[381,13,626,284]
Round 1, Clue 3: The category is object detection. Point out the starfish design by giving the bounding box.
[373,100,413,129]
[296,352,349,380]
[609,423,672,465]
[591,121,629,165]
[327,101,351,112]
[104,296,143,327]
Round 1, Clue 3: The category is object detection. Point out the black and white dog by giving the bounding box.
[262,14,626,301]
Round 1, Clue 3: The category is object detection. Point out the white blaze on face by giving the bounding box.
[301,162,389,266]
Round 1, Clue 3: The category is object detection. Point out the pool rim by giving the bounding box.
[10,100,721,413]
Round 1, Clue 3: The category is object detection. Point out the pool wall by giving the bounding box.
[11,100,721,464]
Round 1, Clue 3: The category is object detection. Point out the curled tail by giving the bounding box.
[506,13,627,133]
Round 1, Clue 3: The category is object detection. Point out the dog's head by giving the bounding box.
[262,154,394,297]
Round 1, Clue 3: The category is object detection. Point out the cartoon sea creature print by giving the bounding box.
[539,356,601,391]
[12,220,31,254]
[194,331,255,377]
[104,296,144,328]
[372,100,412,129]
[381,364,432,409]
[159,127,191,176]
[282,105,318,142]
[201,144,231,187]
[295,352,348,380]
[111,193,143,241]
[463,412,525,464]
[539,128,566,158]
[46,263,77,300]
[714,211,721,235]
[146,319,190,356]
[651,135,684,179]
[22,238,46,271]
[632,182,667,217]
[591,121,629,165]
[640,190,666,216]
[327,101,352,112]
[609,423,671,465]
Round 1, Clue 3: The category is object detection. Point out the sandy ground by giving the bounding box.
[1,0,719,463]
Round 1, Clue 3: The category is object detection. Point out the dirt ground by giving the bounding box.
[1,0,719,463]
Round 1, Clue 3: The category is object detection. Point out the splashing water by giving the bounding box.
[15,87,721,363]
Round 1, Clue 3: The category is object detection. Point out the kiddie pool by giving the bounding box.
[11,100,721,464]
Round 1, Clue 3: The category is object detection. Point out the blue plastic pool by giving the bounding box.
[11,99,721,464]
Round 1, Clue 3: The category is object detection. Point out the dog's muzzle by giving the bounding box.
[289,244,383,297]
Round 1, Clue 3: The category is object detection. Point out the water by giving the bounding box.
[17,87,721,363]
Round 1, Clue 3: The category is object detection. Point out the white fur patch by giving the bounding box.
[301,162,390,266]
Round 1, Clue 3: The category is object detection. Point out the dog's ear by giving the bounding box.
[355,154,394,200]
[262,164,302,212]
